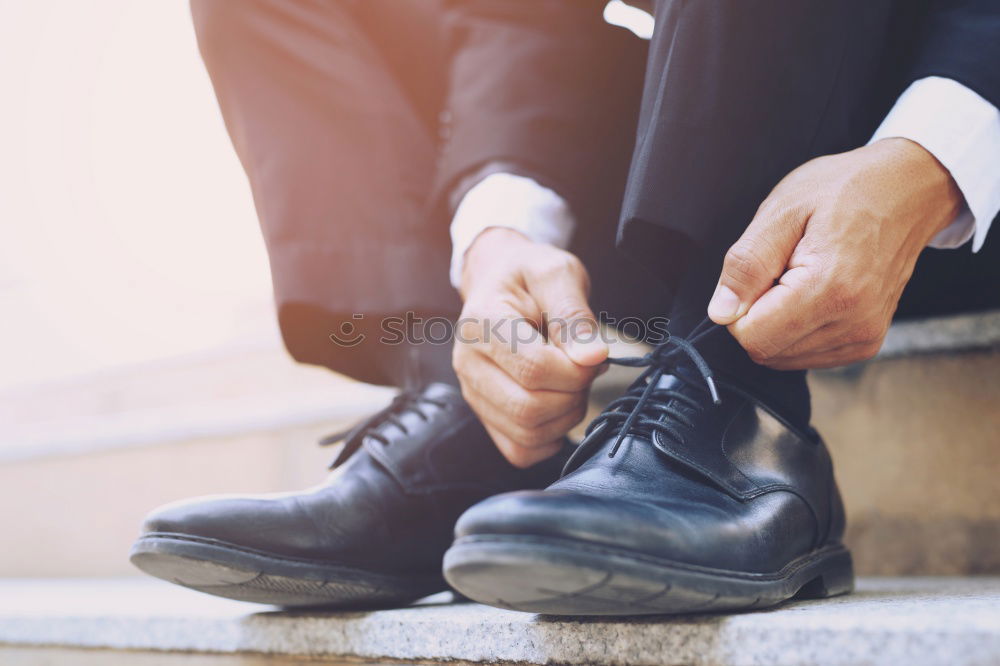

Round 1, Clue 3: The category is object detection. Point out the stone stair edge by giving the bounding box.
[0,577,998,666]
[877,309,1000,358]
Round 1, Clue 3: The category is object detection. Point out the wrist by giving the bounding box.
[870,137,964,241]
[460,227,533,298]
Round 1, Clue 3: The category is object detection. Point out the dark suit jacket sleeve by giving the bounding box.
[432,0,645,218]
[908,0,1000,108]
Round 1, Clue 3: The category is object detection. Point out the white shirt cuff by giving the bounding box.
[449,172,576,288]
[869,76,1000,252]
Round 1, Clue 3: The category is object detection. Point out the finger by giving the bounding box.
[728,264,827,364]
[525,253,608,367]
[763,340,882,371]
[483,426,565,469]
[708,197,810,325]
[767,318,885,362]
[460,370,587,452]
[473,388,587,449]
[459,351,586,430]
[762,320,841,361]
[472,306,599,392]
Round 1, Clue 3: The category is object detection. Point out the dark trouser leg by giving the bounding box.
[191,0,459,387]
[610,1,917,427]
[897,232,1000,319]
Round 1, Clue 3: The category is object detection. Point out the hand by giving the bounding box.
[454,228,608,467]
[708,138,963,369]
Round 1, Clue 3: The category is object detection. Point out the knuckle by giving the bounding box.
[852,321,885,345]
[723,242,771,287]
[566,370,593,392]
[826,278,864,315]
[531,251,585,281]
[507,393,546,427]
[838,339,881,366]
[744,338,777,364]
[860,340,882,360]
[512,354,545,389]
[546,306,592,344]
[831,295,856,317]
[549,300,591,323]
[503,448,536,469]
[515,426,549,449]
[799,263,826,294]
[554,251,584,274]
[755,199,787,224]
[456,315,485,345]
[500,417,548,449]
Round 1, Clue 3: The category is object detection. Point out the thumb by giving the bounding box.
[556,313,608,367]
[708,199,807,325]
[530,258,608,367]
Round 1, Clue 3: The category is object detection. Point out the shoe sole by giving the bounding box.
[443,535,853,616]
[130,533,446,608]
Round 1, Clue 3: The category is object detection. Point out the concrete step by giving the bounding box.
[1,577,998,666]
[806,312,1000,576]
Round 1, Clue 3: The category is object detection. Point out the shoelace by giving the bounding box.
[584,319,723,458]
[318,389,448,468]
[318,321,721,466]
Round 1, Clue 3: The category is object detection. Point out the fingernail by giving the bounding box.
[708,284,741,321]
[569,323,595,346]
[568,324,602,360]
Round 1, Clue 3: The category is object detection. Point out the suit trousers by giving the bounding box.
[191,0,999,387]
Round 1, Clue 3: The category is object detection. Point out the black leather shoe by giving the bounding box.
[130,383,570,608]
[444,327,853,615]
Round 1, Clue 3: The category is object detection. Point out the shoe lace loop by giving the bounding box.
[586,321,722,458]
[318,390,447,468]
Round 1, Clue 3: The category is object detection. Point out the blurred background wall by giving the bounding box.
[0,0,276,390]
[0,1,394,578]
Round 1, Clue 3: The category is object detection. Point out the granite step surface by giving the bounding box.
[0,577,997,666]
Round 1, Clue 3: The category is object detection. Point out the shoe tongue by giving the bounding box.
[643,367,713,436]
[561,369,700,476]
[653,372,682,390]
[653,366,706,401]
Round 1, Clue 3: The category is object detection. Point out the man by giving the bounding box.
[130,0,999,615]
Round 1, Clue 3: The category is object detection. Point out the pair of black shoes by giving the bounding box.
[131,330,853,615]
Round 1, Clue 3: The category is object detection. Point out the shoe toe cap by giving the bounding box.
[138,493,313,555]
[454,487,809,573]
[455,489,668,550]
[142,494,246,535]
